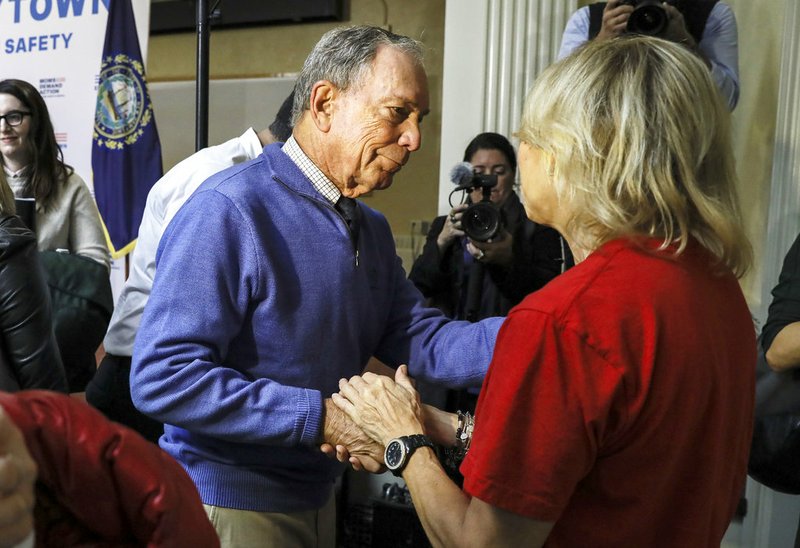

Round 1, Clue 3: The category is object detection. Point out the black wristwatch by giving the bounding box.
[384,434,434,477]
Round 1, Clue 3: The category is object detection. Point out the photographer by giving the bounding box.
[409,133,570,324]
[558,0,739,110]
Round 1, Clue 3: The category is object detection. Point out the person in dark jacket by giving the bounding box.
[0,172,66,392]
[409,132,570,413]
[409,132,571,321]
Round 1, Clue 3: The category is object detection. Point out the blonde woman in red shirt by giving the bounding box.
[332,35,754,548]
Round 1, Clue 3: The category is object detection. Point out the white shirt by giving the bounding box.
[103,128,264,355]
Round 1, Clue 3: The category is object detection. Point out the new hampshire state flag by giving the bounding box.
[92,0,162,259]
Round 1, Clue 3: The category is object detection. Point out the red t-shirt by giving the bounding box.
[461,237,755,547]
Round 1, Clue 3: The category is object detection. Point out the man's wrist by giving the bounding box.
[319,398,337,445]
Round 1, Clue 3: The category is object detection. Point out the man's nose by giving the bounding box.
[398,118,421,152]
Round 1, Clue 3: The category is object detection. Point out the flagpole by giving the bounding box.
[195,0,210,151]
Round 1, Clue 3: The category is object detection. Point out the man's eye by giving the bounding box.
[390,107,409,119]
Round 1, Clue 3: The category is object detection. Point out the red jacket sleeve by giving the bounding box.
[0,391,219,547]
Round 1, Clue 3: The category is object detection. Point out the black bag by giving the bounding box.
[747,341,800,494]
[39,250,113,393]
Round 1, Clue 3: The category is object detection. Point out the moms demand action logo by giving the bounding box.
[39,76,65,98]
[93,53,153,150]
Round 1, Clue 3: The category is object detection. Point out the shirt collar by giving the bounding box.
[282,136,341,205]
[3,164,29,179]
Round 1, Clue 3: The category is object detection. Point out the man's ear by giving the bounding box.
[309,80,336,132]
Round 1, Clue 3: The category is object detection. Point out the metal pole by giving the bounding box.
[195,0,209,151]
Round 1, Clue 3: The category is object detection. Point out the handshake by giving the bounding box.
[320,362,467,475]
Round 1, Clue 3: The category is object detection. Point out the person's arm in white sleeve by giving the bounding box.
[557,7,590,60]
[698,2,739,110]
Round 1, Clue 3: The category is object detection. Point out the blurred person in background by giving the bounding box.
[0,171,65,393]
[558,0,739,110]
[0,79,111,393]
[409,132,570,413]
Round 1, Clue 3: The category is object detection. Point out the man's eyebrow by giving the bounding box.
[383,96,428,112]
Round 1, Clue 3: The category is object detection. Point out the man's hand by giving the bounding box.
[321,399,384,472]
[661,4,693,46]
[0,409,36,548]
[596,0,634,41]
[661,4,711,67]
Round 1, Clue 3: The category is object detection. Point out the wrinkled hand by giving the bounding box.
[437,204,467,251]
[332,365,424,447]
[0,409,36,548]
[321,399,384,472]
[468,229,513,267]
[320,442,384,473]
[596,0,634,41]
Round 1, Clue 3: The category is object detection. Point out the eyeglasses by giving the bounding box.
[0,111,31,127]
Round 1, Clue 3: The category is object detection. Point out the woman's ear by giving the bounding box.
[546,152,557,179]
[308,81,336,132]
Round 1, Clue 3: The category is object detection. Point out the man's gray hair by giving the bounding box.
[291,25,424,126]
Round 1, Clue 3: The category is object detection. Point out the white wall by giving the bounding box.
[439,0,576,215]
[149,77,295,171]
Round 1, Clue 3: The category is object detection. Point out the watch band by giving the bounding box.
[386,434,434,477]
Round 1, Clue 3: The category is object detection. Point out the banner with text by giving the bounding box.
[0,0,152,191]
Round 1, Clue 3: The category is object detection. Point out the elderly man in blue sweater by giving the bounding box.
[131,25,503,547]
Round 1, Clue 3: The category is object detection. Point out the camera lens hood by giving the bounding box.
[627,0,668,36]
[462,202,502,242]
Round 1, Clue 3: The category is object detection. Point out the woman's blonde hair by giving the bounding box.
[0,171,16,215]
[518,35,751,277]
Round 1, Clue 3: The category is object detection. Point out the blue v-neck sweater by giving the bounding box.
[132,143,502,512]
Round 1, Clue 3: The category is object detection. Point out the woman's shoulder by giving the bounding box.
[44,171,94,210]
[62,171,91,194]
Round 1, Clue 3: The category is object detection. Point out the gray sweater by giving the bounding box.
[7,169,110,269]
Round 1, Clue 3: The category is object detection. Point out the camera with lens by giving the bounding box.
[620,0,672,36]
[457,173,503,242]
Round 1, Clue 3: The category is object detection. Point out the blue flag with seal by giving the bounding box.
[92,0,162,259]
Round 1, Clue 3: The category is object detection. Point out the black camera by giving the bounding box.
[621,0,670,36]
[458,173,503,242]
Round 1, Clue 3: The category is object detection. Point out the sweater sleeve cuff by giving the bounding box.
[299,389,324,446]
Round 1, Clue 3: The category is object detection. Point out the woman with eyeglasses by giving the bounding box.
[0,79,109,269]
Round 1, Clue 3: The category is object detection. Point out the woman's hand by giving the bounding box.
[467,229,513,267]
[332,365,424,447]
[437,204,467,251]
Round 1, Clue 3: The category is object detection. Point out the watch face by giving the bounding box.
[385,439,406,471]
